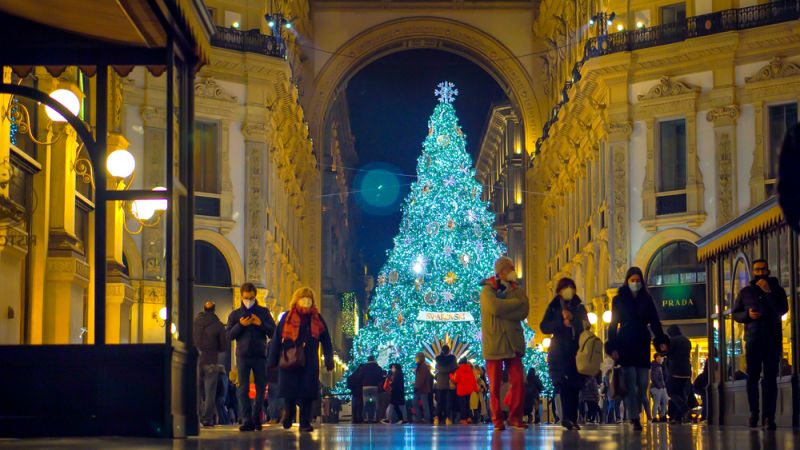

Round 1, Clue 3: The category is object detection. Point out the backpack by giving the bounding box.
[576,329,603,376]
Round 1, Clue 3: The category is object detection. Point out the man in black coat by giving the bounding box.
[665,325,692,424]
[356,356,385,423]
[434,345,458,425]
[193,301,228,427]
[732,259,789,430]
[226,283,277,431]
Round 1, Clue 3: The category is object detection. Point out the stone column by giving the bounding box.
[707,106,740,226]
[242,120,269,288]
[606,121,632,285]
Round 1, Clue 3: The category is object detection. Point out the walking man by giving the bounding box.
[193,301,228,427]
[733,259,789,430]
[226,283,277,431]
[481,256,529,431]
[665,325,691,424]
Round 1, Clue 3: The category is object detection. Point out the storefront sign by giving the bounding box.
[416,311,475,322]
[650,283,706,321]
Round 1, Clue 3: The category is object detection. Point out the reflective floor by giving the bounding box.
[2,423,800,449]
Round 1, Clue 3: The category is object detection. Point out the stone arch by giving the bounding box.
[308,16,543,155]
[194,229,245,287]
[633,228,702,271]
[122,234,143,281]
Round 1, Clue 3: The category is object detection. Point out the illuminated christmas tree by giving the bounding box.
[338,82,550,394]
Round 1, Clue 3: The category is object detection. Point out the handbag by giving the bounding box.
[279,338,306,370]
[383,376,392,392]
[609,365,627,400]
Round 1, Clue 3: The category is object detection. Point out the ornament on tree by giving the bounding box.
[447,218,456,231]
[456,127,463,136]
[443,291,454,302]
[424,291,437,305]
[444,272,458,285]
[397,312,404,325]
[443,245,454,257]
[466,210,477,222]
[428,127,433,136]
[436,134,451,147]
[470,290,481,303]
[426,222,440,236]
[460,253,470,267]
[472,224,482,237]
[377,274,386,286]
[471,187,478,199]
[415,278,424,291]
[425,155,432,167]
[388,271,399,284]
[459,164,470,176]
[443,175,456,187]
[422,183,431,195]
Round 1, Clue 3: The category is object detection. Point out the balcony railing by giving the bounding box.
[589,0,800,56]
[210,26,286,59]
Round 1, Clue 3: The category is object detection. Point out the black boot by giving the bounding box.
[749,415,759,428]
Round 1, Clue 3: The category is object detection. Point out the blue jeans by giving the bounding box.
[622,367,650,422]
[414,392,432,422]
[362,386,380,422]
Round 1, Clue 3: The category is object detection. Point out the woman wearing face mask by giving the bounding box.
[267,287,334,432]
[539,277,589,430]
[605,267,669,431]
[382,363,408,424]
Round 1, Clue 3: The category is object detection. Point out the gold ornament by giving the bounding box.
[447,218,456,230]
[444,272,458,285]
[422,183,431,195]
[415,278,424,291]
[397,312,404,325]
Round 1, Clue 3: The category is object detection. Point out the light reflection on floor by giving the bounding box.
[1,423,799,449]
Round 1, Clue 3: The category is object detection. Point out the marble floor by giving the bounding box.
[1,423,799,449]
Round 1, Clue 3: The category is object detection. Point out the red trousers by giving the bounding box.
[486,355,524,426]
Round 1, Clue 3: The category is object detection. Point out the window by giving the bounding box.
[647,241,705,287]
[727,256,750,381]
[767,103,797,193]
[194,241,231,287]
[657,119,687,215]
[193,121,220,216]
[660,3,686,26]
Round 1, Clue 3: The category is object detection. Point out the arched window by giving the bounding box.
[646,241,705,287]
[194,240,231,287]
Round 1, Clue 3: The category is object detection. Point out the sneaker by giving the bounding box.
[433,417,439,425]
[632,419,642,431]
[397,420,406,425]
[380,419,391,424]
[445,418,453,425]
[749,415,759,428]
[239,422,255,432]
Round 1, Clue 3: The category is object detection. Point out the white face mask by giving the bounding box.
[505,271,518,282]
[298,297,313,308]
[629,282,643,294]
[242,299,255,309]
[561,287,575,301]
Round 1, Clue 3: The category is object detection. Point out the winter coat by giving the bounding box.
[226,303,277,358]
[434,353,458,390]
[388,371,406,405]
[450,363,479,397]
[357,361,385,388]
[581,376,600,402]
[267,312,333,400]
[193,311,227,365]
[480,277,529,360]
[525,371,544,399]
[650,362,666,389]
[732,277,789,344]
[666,326,692,378]
[414,355,434,394]
[605,286,669,369]
[539,295,588,387]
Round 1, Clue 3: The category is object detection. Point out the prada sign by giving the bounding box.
[649,283,706,321]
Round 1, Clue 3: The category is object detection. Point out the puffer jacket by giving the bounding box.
[449,363,479,397]
[480,276,529,360]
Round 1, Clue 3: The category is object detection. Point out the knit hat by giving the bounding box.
[494,256,514,275]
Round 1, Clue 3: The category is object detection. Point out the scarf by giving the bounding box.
[281,305,325,341]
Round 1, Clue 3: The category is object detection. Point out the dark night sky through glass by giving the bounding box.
[345,49,507,274]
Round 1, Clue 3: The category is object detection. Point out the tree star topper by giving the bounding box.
[435,81,459,104]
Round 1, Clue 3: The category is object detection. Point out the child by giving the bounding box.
[450,358,479,424]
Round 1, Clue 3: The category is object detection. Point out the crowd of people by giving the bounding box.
[192,255,789,433]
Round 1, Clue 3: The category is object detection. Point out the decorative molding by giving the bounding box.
[716,130,736,224]
[706,105,740,124]
[637,76,700,101]
[605,121,632,140]
[745,57,800,83]
[611,143,629,283]
[194,77,238,101]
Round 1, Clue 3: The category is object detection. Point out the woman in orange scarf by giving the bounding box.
[268,287,334,432]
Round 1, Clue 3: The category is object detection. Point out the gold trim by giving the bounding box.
[697,202,784,260]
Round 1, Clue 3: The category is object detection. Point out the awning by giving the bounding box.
[0,0,213,75]
[697,197,784,261]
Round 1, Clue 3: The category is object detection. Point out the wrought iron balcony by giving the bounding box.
[589,0,800,56]
[210,26,286,59]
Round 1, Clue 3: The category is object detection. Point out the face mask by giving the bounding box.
[629,282,642,294]
[561,287,575,300]
[505,271,518,282]
[298,297,313,308]
[242,299,255,309]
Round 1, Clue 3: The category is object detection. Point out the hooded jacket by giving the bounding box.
[539,295,588,386]
[193,311,228,365]
[434,353,458,390]
[480,276,529,360]
[450,363,479,397]
[732,276,789,343]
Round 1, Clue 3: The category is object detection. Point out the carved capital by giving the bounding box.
[140,105,167,128]
[606,121,632,141]
[706,105,740,125]
[242,121,268,142]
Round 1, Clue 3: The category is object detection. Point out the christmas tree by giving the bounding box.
[339,82,551,396]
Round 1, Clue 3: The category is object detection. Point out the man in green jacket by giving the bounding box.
[481,256,529,431]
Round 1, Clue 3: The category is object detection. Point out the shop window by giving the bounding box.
[727,256,750,381]
[647,241,706,320]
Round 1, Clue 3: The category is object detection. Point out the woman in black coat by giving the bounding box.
[605,267,669,431]
[267,287,334,432]
[539,277,589,430]
[382,363,408,424]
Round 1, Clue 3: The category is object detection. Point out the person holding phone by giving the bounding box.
[732,259,789,430]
